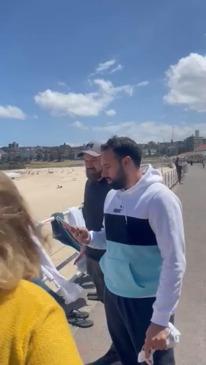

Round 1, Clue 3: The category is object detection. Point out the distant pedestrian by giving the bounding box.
[175,157,183,183]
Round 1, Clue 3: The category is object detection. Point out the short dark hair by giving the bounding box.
[101,136,142,167]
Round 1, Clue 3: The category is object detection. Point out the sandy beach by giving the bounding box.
[14,166,86,221]
[10,166,87,278]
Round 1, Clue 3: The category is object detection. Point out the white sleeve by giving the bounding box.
[88,228,107,250]
[148,189,186,326]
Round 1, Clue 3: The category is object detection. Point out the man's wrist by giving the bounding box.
[150,322,167,330]
[151,310,170,327]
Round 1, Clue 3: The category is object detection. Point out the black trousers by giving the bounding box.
[104,288,175,365]
[86,255,105,302]
[86,257,121,361]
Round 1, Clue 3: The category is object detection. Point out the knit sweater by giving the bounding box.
[0,280,83,365]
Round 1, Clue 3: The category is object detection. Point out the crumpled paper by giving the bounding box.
[138,322,181,364]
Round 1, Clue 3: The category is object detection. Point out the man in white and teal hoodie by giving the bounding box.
[69,136,186,365]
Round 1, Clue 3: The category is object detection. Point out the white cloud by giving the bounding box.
[0,105,26,120]
[94,79,134,96]
[58,81,67,87]
[71,120,88,130]
[91,59,123,76]
[164,53,206,112]
[96,59,116,73]
[105,109,116,116]
[34,79,135,117]
[110,64,123,74]
[137,81,149,87]
[92,121,206,143]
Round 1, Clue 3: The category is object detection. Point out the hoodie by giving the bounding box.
[90,165,186,326]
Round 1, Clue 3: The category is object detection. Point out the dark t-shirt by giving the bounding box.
[82,178,111,261]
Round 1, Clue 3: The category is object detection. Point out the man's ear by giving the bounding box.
[122,155,132,168]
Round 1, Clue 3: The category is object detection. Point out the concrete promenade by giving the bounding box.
[175,164,206,365]
[74,164,206,364]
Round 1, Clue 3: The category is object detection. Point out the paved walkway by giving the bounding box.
[175,165,206,365]
[74,164,206,364]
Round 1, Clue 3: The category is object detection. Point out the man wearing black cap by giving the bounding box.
[78,142,121,365]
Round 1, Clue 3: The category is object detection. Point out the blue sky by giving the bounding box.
[1,0,206,146]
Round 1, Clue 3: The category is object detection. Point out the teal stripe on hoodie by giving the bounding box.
[100,240,162,298]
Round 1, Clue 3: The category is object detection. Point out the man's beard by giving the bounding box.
[107,166,127,190]
[86,168,102,181]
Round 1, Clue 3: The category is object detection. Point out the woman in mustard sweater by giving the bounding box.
[0,172,83,365]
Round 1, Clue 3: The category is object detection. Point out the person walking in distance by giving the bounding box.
[175,157,183,183]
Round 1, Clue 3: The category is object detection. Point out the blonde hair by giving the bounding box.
[0,172,43,291]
